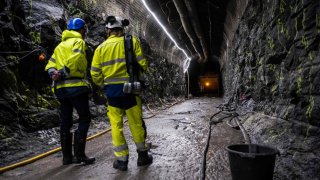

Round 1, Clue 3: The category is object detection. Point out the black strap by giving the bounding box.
[124,34,140,83]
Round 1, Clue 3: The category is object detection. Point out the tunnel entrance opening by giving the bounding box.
[199,73,220,97]
[187,58,221,97]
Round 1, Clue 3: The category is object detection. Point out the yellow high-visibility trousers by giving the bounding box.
[107,96,146,161]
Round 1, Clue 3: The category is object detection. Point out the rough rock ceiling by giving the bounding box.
[83,0,248,70]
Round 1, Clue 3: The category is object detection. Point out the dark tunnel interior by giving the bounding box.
[187,59,222,96]
[0,0,319,178]
[142,0,233,97]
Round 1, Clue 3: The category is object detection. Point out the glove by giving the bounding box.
[51,70,61,81]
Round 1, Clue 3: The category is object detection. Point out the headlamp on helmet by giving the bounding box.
[105,16,129,29]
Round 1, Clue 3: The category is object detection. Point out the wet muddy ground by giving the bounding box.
[1,97,244,180]
[0,104,109,168]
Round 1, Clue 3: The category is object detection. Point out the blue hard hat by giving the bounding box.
[67,18,86,30]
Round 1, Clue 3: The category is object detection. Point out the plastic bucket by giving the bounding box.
[226,144,279,180]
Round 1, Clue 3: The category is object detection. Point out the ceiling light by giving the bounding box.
[141,0,191,72]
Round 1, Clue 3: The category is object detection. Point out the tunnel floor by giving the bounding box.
[1,97,244,180]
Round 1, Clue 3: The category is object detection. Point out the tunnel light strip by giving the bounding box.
[141,0,191,72]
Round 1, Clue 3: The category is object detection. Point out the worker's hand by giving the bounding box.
[51,70,61,81]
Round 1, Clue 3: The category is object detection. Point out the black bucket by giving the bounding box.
[226,144,279,180]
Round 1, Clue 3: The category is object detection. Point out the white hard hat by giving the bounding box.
[105,16,129,29]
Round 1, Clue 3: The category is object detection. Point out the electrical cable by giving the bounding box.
[146,103,154,113]
[144,97,183,119]
[0,48,42,69]
[0,50,38,54]
[158,98,170,109]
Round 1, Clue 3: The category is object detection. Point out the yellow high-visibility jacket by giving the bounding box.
[45,30,88,89]
[90,34,147,87]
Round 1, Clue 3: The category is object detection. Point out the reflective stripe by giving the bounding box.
[136,142,147,151]
[116,155,129,161]
[56,79,83,86]
[113,144,128,152]
[104,77,129,83]
[90,66,101,72]
[73,49,84,54]
[102,58,126,67]
[49,57,56,63]
[136,55,144,62]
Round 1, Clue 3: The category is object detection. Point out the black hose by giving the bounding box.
[200,104,249,179]
[201,122,212,180]
[200,110,222,180]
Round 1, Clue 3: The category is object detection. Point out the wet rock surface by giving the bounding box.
[222,0,320,178]
[0,0,186,143]
[224,0,320,124]
[1,97,245,180]
[243,114,320,180]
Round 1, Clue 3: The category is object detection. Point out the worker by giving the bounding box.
[90,16,152,171]
[45,18,95,165]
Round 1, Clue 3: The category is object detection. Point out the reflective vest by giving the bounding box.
[45,30,88,89]
[90,34,147,87]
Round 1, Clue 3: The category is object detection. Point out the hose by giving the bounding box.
[0,97,183,173]
[200,107,252,179]
[201,122,213,180]
[0,128,112,174]
[235,116,251,144]
[200,110,222,180]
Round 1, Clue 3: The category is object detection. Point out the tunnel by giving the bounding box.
[0,0,319,179]
[83,0,238,97]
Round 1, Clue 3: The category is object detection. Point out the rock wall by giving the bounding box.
[223,0,320,179]
[0,0,185,140]
[224,0,319,124]
[0,0,64,139]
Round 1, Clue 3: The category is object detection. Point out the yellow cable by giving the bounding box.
[0,128,111,174]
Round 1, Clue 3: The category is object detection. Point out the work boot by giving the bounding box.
[74,131,95,164]
[60,132,74,165]
[137,150,153,166]
[113,160,128,171]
